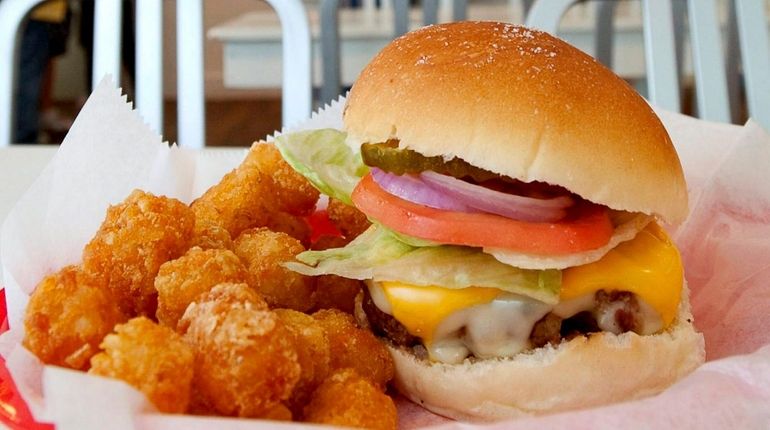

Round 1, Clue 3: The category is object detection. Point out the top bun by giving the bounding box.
[344,22,688,224]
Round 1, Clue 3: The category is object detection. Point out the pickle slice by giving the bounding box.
[361,141,504,183]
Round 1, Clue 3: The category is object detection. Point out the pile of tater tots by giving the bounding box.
[22,143,396,429]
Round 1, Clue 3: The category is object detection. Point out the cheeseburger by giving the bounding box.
[276,21,704,420]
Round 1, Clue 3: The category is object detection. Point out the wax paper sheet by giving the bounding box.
[1,79,769,429]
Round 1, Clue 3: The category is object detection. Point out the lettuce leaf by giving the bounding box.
[276,128,561,304]
[288,226,561,304]
[275,129,368,205]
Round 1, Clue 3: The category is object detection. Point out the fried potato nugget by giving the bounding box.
[303,369,397,430]
[89,317,193,413]
[23,265,126,370]
[311,235,363,314]
[327,197,371,240]
[82,190,194,316]
[262,403,294,421]
[180,283,300,418]
[155,247,249,330]
[190,143,318,241]
[191,167,272,240]
[264,212,312,248]
[313,276,363,314]
[243,143,319,217]
[312,309,394,389]
[194,280,269,310]
[310,234,348,252]
[233,228,316,312]
[190,221,233,251]
[274,309,331,414]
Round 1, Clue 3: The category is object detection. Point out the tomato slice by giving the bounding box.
[352,174,614,255]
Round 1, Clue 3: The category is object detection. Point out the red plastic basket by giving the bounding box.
[0,288,54,430]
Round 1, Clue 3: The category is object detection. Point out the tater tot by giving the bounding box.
[155,247,249,330]
[303,369,398,430]
[312,309,394,389]
[187,390,216,416]
[262,403,293,421]
[190,168,272,239]
[190,220,233,251]
[264,212,312,248]
[89,317,194,413]
[313,275,363,314]
[274,309,331,414]
[82,190,194,317]
[180,283,300,418]
[327,197,371,240]
[188,281,269,310]
[23,265,126,370]
[311,235,363,314]
[190,143,318,241]
[310,234,348,252]
[233,228,316,312]
[244,143,319,216]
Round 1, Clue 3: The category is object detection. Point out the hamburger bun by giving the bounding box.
[341,21,703,421]
[343,21,688,223]
[388,282,704,421]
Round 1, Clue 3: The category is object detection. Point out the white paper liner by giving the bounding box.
[1,78,770,429]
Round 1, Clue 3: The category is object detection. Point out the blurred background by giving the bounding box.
[2,0,764,147]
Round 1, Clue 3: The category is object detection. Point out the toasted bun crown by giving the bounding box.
[344,22,688,223]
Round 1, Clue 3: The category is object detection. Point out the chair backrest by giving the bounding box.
[638,0,681,113]
[526,0,682,113]
[320,0,342,106]
[733,0,770,130]
[266,0,312,129]
[92,0,165,139]
[95,0,312,147]
[527,0,769,129]
[78,0,208,147]
[594,1,618,69]
[686,0,729,122]
[318,0,467,105]
[0,0,312,148]
[0,0,49,148]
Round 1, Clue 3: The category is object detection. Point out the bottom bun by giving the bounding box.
[389,282,705,421]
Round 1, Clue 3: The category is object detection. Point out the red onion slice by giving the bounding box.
[370,168,477,212]
[420,171,573,222]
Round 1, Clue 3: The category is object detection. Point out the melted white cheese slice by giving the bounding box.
[484,212,653,270]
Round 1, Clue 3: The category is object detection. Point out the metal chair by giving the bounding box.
[269,0,312,129]
[526,0,770,129]
[0,0,180,146]
[0,0,312,148]
[318,0,467,105]
[685,0,730,122]
[0,0,47,147]
[526,0,682,114]
[394,0,467,36]
[92,0,312,147]
[733,0,770,129]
